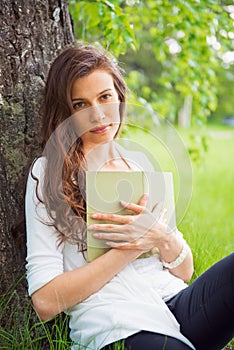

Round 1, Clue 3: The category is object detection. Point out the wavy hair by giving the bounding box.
[32,44,126,252]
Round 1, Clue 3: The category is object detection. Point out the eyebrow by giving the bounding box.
[71,88,113,101]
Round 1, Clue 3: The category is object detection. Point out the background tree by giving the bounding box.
[0,0,73,322]
[211,64,234,123]
[69,0,234,127]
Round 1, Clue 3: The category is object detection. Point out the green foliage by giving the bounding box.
[187,131,210,166]
[69,0,137,56]
[69,0,234,127]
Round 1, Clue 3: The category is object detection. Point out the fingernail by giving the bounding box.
[88,225,95,230]
[91,213,98,218]
[143,193,149,199]
[120,200,128,207]
[93,233,100,238]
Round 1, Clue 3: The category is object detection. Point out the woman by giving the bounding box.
[26,44,234,350]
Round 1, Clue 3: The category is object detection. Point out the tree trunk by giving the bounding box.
[178,95,193,128]
[0,0,73,320]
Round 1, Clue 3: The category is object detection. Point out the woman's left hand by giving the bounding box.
[87,194,170,252]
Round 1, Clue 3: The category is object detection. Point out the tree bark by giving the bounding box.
[0,0,73,315]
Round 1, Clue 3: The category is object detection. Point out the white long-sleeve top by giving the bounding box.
[25,143,195,350]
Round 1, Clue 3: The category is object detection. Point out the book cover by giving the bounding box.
[86,171,176,262]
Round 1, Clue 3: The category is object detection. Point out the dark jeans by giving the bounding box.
[103,332,191,349]
[102,253,234,350]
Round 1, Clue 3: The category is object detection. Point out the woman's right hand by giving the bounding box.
[87,194,194,282]
[88,193,168,253]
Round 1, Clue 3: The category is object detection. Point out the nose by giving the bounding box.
[89,104,105,123]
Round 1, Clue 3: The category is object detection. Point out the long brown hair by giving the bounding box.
[32,44,126,251]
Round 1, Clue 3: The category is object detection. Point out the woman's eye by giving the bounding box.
[73,101,85,110]
[100,93,112,101]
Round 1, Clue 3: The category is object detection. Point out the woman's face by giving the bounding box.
[71,70,120,154]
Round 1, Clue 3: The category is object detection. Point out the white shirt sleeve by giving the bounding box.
[25,157,64,296]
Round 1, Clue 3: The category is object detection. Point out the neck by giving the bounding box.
[84,141,121,171]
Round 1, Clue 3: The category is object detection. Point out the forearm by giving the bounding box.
[32,248,141,321]
[157,234,194,282]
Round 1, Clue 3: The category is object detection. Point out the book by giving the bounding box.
[86,171,176,262]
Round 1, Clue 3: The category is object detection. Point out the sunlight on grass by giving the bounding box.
[179,127,234,277]
[125,124,234,277]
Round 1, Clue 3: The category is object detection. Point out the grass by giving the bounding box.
[0,124,233,349]
[0,287,72,349]
[126,123,234,276]
[180,128,234,277]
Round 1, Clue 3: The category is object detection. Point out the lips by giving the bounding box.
[90,124,111,134]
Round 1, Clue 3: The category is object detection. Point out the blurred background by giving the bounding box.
[69,0,234,128]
